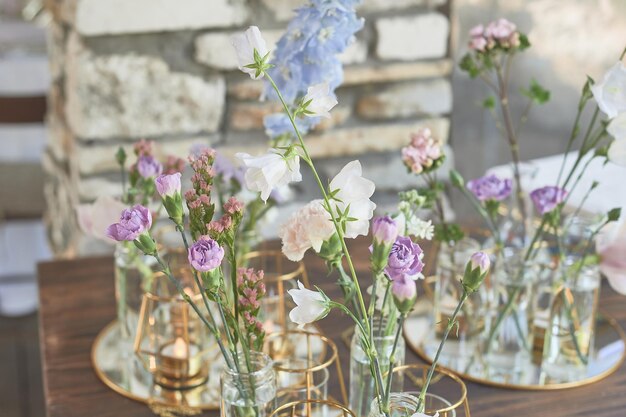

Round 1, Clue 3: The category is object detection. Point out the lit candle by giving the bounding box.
[162,337,190,359]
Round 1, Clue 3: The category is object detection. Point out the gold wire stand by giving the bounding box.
[392,364,471,417]
[265,329,348,406]
[271,399,356,417]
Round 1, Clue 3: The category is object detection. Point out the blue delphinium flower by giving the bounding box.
[264,0,363,139]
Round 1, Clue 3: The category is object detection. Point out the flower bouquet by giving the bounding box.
[401,18,626,380]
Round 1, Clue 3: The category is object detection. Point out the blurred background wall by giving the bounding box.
[1,0,625,265]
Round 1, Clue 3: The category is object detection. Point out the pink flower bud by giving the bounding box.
[372,216,399,245]
[469,251,490,275]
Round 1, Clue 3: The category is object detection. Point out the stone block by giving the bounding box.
[73,137,216,175]
[228,80,264,100]
[376,13,449,61]
[65,41,226,139]
[343,59,453,86]
[260,0,302,21]
[357,79,452,120]
[195,29,366,70]
[74,0,248,36]
[229,102,283,131]
[360,0,445,13]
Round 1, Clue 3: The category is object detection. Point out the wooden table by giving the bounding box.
[37,239,626,417]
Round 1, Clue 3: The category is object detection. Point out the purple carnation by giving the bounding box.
[385,236,425,279]
[137,155,163,179]
[106,205,152,241]
[530,186,567,215]
[372,216,399,245]
[466,174,512,202]
[188,236,224,272]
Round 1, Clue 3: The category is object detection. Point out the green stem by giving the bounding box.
[416,291,469,413]
[335,261,363,321]
[555,101,586,186]
[561,107,599,189]
[383,314,405,407]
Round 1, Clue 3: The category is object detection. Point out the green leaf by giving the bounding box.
[459,54,480,78]
[521,79,550,104]
[518,33,531,50]
[115,147,127,166]
[608,207,622,222]
[482,96,496,109]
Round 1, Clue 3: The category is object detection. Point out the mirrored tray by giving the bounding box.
[92,320,327,409]
[92,320,222,409]
[404,299,626,390]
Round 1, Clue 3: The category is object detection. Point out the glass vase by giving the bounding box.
[114,242,160,348]
[221,351,277,417]
[428,238,482,367]
[481,249,539,379]
[368,393,455,417]
[349,321,405,417]
[542,264,600,382]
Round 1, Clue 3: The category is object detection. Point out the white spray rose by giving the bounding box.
[76,196,128,243]
[279,200,335,261]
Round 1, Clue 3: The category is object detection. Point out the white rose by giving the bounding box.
[591,61,626,119]
[288,281,331,328]
[231,26,269,80]
[302,82,338,119]
[236,150,302,202]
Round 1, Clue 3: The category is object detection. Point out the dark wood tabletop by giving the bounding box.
[37,238,626,417]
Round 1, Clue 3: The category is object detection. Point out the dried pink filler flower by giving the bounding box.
[237,268,266,349]
[401,128,443,174]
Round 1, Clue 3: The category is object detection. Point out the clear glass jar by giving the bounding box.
[481,249,539,378]
[221,352,277,417]
[428,238,483,367]
[368,392,455,417]
[350,321,405,417]
[114,242,160,347]
[542,264,600,382]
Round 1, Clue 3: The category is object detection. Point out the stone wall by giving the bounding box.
[43,0,453,254]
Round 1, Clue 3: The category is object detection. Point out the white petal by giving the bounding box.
[609,139,626,166]
[608,112,626,140]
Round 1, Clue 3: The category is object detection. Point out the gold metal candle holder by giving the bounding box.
[270,399,356,417]
[264,330,348,406]
[391,364,471,417]
[241,250,310,332]
[134,269,212,390]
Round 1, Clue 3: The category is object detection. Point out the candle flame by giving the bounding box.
[172,337,188,359]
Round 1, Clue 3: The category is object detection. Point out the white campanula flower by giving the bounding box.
[302,82,338,119]
[608,112,626,141]
[591,61,626,119]
[231,26,269,80]
[608,138,626,166]
[328,161,376,239]
[236,149,302,202]
[288,281,331,328]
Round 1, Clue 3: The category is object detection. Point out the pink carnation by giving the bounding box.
[401,128,443,174]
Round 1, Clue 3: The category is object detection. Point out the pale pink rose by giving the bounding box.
[279,200,335,261]
[469,36,487,52]
[485,18,516,40]
[469,24,484,38]
[597,220,626,295]
[76,196,128,243]
[401,128,443,174]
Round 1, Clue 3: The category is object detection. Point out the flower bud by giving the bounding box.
[462,251,490,293]
[202,268,222,295]
[156,173,184,226]
[391,275,418,314]
[372,216,399,245]
[134,232,157,255]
